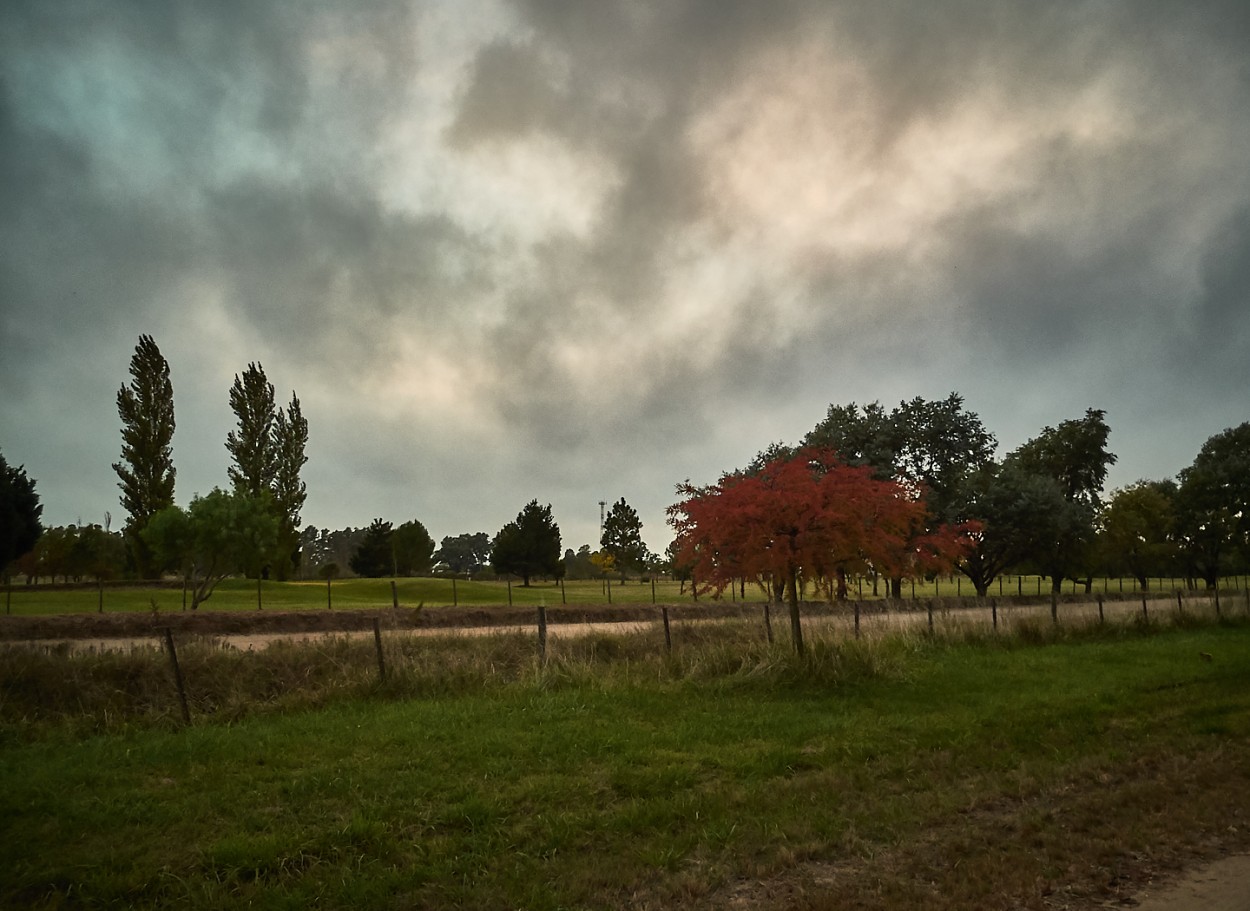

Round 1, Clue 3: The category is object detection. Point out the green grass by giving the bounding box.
[3,620,1250,909]
[7,574,1249,616]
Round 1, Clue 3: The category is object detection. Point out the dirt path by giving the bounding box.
[1124,854,1250,911]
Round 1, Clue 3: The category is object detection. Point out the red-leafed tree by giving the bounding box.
[668,448,971,654]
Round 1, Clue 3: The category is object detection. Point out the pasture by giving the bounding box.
[2,604,1249,909]
[4,573,1245,616]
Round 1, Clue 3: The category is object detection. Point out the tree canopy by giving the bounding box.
[112,334,176,577]
[491,501,563,586]
[1176,422,1250,588]
[1099,480,1178,590]
[225,363,308,579]
[1,451,43,576]
[434,532,492,576]
[143,489,278,609]
[393,519,435,577]
[1004,408,1116,591]
[601,497,647,576]
[349,519,395,578]
[669,447,971,653]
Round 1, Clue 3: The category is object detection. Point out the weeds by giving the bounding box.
[3,608,1244,741]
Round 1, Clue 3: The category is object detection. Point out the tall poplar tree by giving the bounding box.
[113,334,176,577]
[271,392,309,577]
[225,363,309,579]
[226,363,277,498]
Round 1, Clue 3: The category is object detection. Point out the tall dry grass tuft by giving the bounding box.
[3,610,1245,741]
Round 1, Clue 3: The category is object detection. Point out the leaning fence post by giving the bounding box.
[1097,595,1104,624]
[163,627,191,725]
[1177,591,1183,614]
[662,606,672,654]
[763,602,773,644]
[1141,595,1149,623]
[371,617,387,682]
[537,605,548,659]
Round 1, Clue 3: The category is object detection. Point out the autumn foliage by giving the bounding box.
[667,448,972,616]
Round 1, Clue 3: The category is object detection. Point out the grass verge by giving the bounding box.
[2,619,1248,909]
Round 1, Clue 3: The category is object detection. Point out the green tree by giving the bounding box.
[801,401,898,478]
[433,532,492,576]
[601,498,647,577]
[954,462,1070,596]
[393,519,435,576]
[349,519,394,578]
[1176,422,1250,588]
[225,364,308,579]
[800,393,995,595]
[270,392,308,579]
[143,489,279,610]
[112,334,176,577]
[491,500,563,586]
[1099,480,1179,589]
[1006,408,1116,592]
[1,451,42,578]
[226,363,277,498]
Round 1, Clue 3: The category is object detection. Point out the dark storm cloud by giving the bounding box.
[3,0,1249,551]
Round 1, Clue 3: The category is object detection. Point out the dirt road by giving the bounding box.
[1127,854,1250,911]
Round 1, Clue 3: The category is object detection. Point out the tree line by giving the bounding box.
[2,352,1247,606]
[670,395,1250,605]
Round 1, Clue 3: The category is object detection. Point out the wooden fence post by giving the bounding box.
[537,605,548,659]
[854,600,861,639]
[662,607,672,654]
[1096,595,1104,624]
[927,599,934,634]
[790,601,805,657]
[1141,595,1149,622]
[1214,586,1221,618]
[327,576,332,610]
[763,602,774,644]
[1050,592,1058,625]
[98,579,104,613]
[163,627,191,725]
[607,576,612,605]
[372,617,386,682]
[560,578,566,605]
[452,576,457,607]
[991,598,998,631]
[390,580,398,610]
[1177,591,1183,613]
[651,577,656,604]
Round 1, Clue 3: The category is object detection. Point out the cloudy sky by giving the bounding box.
[2,0,1248,555]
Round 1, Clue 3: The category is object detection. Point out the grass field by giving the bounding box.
[5,573,1248,616]
[2,615,1249,909]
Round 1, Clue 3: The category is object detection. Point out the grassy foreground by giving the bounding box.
[2,620,1250,909]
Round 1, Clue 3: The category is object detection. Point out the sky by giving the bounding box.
[2,0,1249,557]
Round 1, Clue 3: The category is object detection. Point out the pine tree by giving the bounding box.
[112,335,176,577]
[601,497,647,576]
